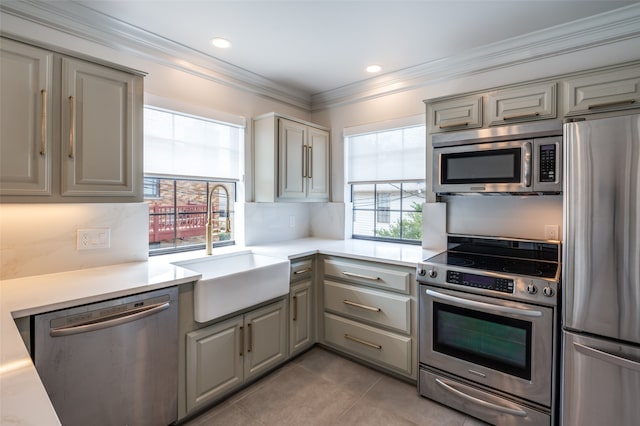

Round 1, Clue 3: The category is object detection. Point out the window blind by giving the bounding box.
[144,107,243,180]
[347,124,425,183]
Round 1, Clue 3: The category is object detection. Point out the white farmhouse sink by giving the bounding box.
[174,252,290,323]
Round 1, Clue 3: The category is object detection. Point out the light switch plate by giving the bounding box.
[77,228,111,250]
[544,225,559,241]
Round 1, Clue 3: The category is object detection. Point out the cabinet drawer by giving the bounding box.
[324,313,412,376]
[564,67,640,115]
[323,258,410,294]
[290,258,313,283]
[324,280,410,334]
[487,82,556,126]
[426,94,483,132]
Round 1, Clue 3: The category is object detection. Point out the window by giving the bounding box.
[144,106,243,254]
[346,120,425,244]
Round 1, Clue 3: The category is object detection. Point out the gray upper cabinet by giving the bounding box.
[487,82,557,126]
[60,58,141,198]
[0,39,53,196]
[426,94,483,133]
[254,113,330,202]
[0,37,144,203]
[564,65,640,116]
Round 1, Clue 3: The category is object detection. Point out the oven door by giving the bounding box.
[419,285,554,407]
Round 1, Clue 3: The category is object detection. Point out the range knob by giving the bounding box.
[428,269,438,278]
[526,284,538,294]
[417,267,427,277]
[543,286,554,297]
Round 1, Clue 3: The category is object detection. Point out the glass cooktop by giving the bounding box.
[424,235,560,279]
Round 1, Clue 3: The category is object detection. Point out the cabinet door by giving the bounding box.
[186,316,244,412]
[244,300,287,380]
[307,127,330,200]
[487,82,556,126]
[564,66,640,115]
[278,118,307,199]
[0,39,52,196]
[61,57,141,197]
[290,280,314,356]
[426,94,482,132]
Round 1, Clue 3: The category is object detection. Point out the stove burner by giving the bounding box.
[502,266,543,276]
[448,257,475,267]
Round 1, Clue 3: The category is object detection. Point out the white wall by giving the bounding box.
[312,37,640,241]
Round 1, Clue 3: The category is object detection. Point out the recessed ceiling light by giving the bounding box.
[211,37,231,49]
[366,65,381,73]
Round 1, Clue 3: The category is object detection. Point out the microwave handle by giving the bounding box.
[523,142,532,187]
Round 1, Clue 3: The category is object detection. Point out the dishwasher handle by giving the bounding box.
[50,301,170,337]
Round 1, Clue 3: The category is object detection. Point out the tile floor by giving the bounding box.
[183,346,489,426]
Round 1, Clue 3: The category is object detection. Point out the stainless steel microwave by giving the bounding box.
[432,122,563,194]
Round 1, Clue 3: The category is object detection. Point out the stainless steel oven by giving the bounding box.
[417,235,560,426]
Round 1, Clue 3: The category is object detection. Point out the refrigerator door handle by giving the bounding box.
[574,342,640,372]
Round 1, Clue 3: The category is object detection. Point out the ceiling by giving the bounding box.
[70,0,635,96]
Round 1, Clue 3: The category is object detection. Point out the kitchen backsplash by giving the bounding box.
[244,202,345,246]
[0,203,148,280]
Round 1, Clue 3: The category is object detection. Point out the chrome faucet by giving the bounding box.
[206,184,231,255]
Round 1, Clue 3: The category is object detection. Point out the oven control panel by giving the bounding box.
[446,271,514,293]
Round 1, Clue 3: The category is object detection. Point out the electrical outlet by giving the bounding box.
[544,225,559,241]
[77,228,111,250]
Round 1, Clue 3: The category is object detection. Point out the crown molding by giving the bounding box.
[310,3,640,111]
[0,0,312,110]
[2,1,639,113]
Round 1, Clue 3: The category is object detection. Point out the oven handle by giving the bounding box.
[426,289,543,318]
[435,378,528,417]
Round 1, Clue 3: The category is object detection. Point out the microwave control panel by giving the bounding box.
[539,144,557,182]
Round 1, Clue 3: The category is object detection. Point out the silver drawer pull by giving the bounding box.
[343,299,381,312]
[435,378,527,417]
[342,271,380,281]
[503,111,539,120]
[294,268,312,275]
[439,121,469,129]
[587,99,636,110]
[344,334,382,350]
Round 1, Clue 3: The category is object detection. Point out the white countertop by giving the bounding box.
[0,238,437,425]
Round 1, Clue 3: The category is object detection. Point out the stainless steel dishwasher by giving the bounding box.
[33,286,179,426]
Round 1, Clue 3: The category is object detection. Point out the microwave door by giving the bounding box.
[434,141,529,193]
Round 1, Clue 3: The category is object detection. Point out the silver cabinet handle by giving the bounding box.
[40,89,47,155]
[426,289,542,318]
[343,299,381,312]
[68,95,75,159]
[294,268,312,275]
[439,121,469,129]
[344,334,382,350]
[435,378,527,417]
[302,145,308,178]
[587,99,636,110]
[343,271,380,281]
[308,145,313,179]
[523,141,532,187]
[574,342,640,372]
[503,112,539,121]
[292,295,298,321]
[50,302,170,337]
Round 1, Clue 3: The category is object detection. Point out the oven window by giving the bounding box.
[442,148,521,184]
[433,302,532,380]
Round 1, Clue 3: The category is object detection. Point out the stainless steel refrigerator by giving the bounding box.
[562,113,640,425]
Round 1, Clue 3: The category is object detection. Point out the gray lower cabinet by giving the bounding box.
[185,299,287,413]
[289,257,315,356]
[320,256,417,380]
